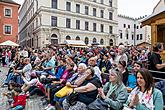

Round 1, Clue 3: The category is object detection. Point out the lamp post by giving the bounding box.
[134,24,136,46]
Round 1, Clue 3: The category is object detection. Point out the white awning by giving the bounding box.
[0,40,19,46]
[64,40,86,46]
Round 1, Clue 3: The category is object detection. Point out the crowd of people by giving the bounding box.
[0,42,165,110]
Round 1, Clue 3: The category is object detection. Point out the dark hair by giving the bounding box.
[153,43,163,52]
[137,68,154,91]
[119,60,127,68]
[87,67,95,76]
[134,61,143,68]
[60,58,66,63]
[14,87,22,93]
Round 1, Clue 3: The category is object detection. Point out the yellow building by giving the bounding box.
[142,0,165,60]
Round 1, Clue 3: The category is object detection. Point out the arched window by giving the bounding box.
[100,39,104,45]
[93,38,97,43]
[109,39,113,46]
[76,36,80,40]
[51,34,58,44]
[51,34,58,38]
[66,35,71,40]
[85,37,89,44]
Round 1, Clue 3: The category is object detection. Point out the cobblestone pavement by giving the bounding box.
[0,67,46,110]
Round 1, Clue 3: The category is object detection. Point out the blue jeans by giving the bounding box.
[54,95,66,107]
[4,72,14,84]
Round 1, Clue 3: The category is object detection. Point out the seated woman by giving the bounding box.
[53,63,87,107]
[117,60,129,86]
[63,67,102,110]
[124,68,164,110]
[88,68,128,110]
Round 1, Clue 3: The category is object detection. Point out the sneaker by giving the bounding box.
[44,104,51,110]
[46,105,56,110]
[1,83,8,88]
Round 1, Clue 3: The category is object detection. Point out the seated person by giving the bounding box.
[124,68,163,110]
[8,88,26,110]
[88,68,128,110]
[126,61,142,92]
[63,67,102,110]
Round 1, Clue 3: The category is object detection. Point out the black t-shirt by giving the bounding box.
[149,52,163,71]
[78,76,102,105]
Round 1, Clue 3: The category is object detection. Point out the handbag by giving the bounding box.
[66,91,78,106]
[55,86,73,98]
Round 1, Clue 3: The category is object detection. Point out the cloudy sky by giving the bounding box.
[13,0,160,18]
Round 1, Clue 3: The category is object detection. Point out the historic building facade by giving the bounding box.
[0,0,20,43]
[118,15,151,46]
[19,0,118,48]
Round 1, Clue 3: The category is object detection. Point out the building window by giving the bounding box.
[76,4,80,13]
[93,38,97,43]
[76,36,80,40]
[93,0,96,2]
[76,20,80,29]
[100,24,104,32]
[137,26,139,29]
[100,10,104,18]
[137,34,139,40]
[100,39,104,45]
[4,8,12,17]
[126,33,129,39]
[140,34,143,40]
[101,0,104,4]
[93,23,96,32]
[51,16,57,27]
[66,35,71,40]
[66,2,71,11]
[93,8,96,17]
[109,26,113,34]
[109,0,112,7]
[52,0,57,9]
[85,21,89,30]
[124,24,126,28]
[85,37,89,44]
[132,34,134,40]
[128,25,130,29]
[109,12,113,20]
[120,33,123,39]
[4,25,12,35]
[66,18,71,28]
[109,39,113,46]
[85,6,89,15]
[119,30,122,39]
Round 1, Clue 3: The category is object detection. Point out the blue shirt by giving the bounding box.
[127,73,136,89]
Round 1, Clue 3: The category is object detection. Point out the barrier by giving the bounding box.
[148,70,165,82]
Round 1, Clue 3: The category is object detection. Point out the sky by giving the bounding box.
[13,0,160,18]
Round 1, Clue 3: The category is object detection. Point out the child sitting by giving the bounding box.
[9,88,26,110]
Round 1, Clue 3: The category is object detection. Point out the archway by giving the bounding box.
[76,36,80,40]
[100,39,104,45]
[109,39,113,46]
[85,37,89,44]
[93,38,97,43]
[66,35,71,40]
[51,34,58,44]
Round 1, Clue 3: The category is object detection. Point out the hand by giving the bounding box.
[98,88,106,99]
[129,94,139,107]
[133,94,139,106]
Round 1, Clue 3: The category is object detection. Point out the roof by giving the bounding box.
[0,0,20,5]
[64,40,86,46]
[141,9,165,25]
